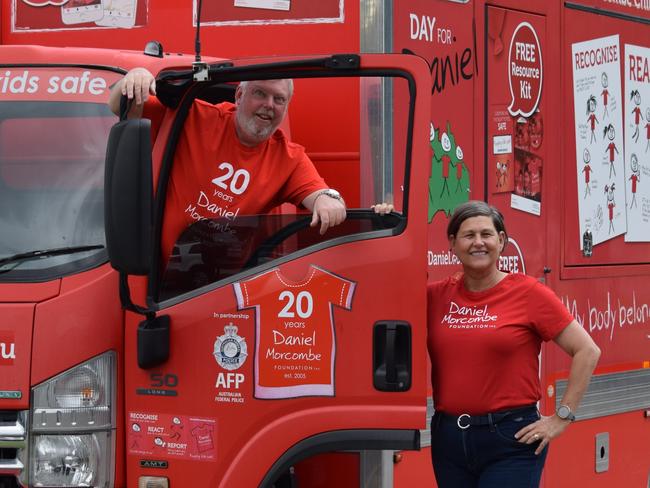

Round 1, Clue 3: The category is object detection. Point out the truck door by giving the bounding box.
[485,7,548,280]
[110,54,431,487]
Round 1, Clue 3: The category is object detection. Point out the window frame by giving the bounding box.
[148,63,418,307]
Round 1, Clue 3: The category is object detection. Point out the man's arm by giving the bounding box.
[108,67,157,118]
[302,190,346,235]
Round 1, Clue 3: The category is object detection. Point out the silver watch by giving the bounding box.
[556,404,576,421]
[317,189,343,202]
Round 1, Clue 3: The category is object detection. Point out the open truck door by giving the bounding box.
[105,53,431,487]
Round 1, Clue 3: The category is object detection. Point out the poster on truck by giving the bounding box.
[195,0,343,26]
[623,43,650,241]
[12,0,147,31]
[572,35,627,248]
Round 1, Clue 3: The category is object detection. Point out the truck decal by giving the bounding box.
[428,121,470,220]
[128,412,217,462]
[233,265,356,399]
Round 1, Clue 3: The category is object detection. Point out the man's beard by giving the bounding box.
[236,110,276,144]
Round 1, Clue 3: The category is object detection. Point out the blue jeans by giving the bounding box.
[430,406,548,488]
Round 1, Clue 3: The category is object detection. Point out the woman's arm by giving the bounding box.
[551,320,601,417]
[516,320,600,454]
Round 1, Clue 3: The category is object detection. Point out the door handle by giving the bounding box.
[373,321,411,392]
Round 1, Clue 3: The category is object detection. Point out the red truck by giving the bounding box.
[1,1,650,487]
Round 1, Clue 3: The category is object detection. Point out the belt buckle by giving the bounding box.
[457,413,471,430]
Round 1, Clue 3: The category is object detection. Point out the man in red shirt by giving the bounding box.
[108,68,347,262]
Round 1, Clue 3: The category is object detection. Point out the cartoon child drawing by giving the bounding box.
[515,120,530,150]
[169,416,184,441]
[582,148,592,198]
[587,95,599,144]
[439,132,452,197]
[130,423,142,449]
[601,73,610,119]
[604,183,616,234]
[495,160,509,190]
[495,161,502,189]
[515,167,524,196]
[528,111,543,150]
[501,160,510,190]
[603,123,618,178]
[631,90,644,143]
[629,153,640,209]
[523,166,532,197]
[455,145,465,193]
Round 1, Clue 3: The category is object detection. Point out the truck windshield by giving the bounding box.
[0,97,117,280]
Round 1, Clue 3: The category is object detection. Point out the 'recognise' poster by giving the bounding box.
[572,35,626,248]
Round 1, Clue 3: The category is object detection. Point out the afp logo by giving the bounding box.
[213,323,248,371]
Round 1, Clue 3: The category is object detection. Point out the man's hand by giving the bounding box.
[108,67,156,117]
[122,67,156,105]
[308,193,346,235]
[371,203,394,215]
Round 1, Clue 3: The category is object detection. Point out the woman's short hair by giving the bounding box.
[446,200,509,246]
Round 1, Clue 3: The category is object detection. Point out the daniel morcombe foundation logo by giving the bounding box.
[442,302,498,330]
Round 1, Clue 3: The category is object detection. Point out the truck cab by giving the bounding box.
[0,46,433,487]
[0,45,217,488]
[106,52,432,487]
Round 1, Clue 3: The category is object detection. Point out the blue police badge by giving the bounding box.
[213,323,248,371]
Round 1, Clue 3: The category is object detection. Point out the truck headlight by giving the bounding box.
[32,434,101,486]
[28,352,115,487]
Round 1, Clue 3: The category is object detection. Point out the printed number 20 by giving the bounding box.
[278,291,313,318]
[212,162,250,195]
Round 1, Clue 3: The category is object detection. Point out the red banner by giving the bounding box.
[0,68,121,102]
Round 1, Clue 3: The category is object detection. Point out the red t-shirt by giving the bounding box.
[588,113,597,130]
[145,98,327,261]
[631,174,638,193]
[583,164,592,183]
[607,142,616,162]
[234,265,356,399]
[190,423,215,453]
[427,273,573,414]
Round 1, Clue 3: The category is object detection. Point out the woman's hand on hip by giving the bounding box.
[514,415,571,455]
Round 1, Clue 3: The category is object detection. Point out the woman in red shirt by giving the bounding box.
[427,201,600,488]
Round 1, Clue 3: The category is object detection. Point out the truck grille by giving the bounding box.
[0,411,27,488]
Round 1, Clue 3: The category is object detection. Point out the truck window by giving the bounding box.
[0,99,116,281]
[157,74,412,301]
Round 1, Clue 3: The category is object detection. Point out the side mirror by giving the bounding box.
[104,118,153,275]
